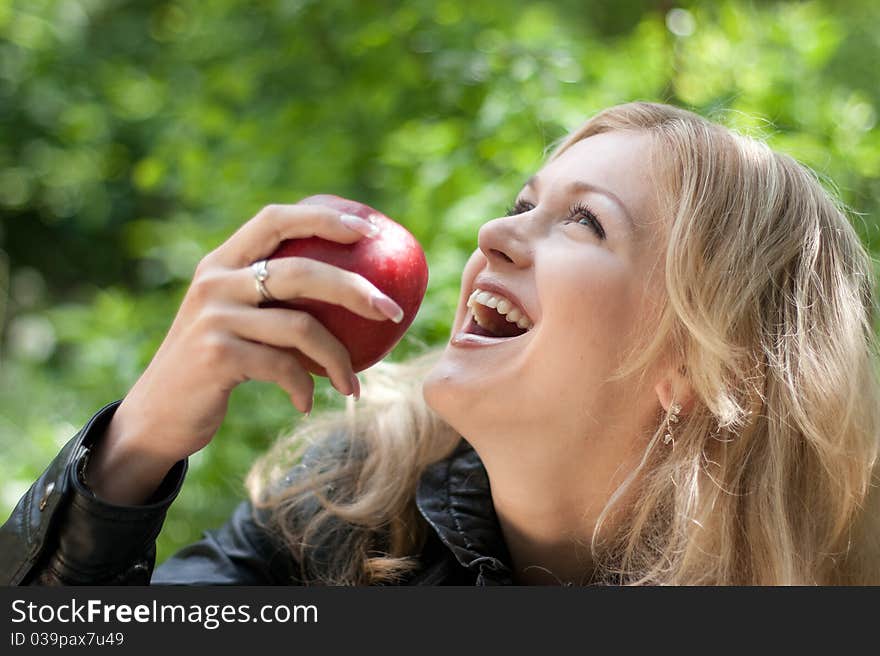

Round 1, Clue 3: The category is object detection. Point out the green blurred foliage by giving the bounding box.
[1,0,878,564]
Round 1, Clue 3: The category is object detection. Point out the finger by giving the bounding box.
[233,257,405,323]
[213,204,380,268]
[228,338,316,414]
[215,305,357,396]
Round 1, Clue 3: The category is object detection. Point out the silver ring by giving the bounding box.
[251,259,277,303]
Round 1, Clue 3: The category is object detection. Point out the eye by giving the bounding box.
[567,201,606,240]
[505,198,534,216]
[505,198,607,241]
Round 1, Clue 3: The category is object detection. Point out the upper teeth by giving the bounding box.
[466,288,534,331]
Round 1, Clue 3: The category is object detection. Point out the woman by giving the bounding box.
[3,101,879,585]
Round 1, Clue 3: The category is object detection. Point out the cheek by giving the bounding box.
[536,263,637,376]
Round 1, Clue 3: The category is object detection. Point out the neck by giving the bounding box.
[496,509,596,586]
[473,431,641,586]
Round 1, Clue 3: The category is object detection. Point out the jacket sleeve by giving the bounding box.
[0,401,305,586]
[0,400,188,585]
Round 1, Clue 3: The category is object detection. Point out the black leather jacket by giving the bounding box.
[0,401,515,585]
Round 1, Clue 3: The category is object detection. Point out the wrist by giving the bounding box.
[83,414,180,505]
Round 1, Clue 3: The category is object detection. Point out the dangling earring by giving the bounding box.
[663,402,682,445]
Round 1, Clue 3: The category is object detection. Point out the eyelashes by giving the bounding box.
[505,198,606,240]
[505,199,533,216]
[568,201,606,240]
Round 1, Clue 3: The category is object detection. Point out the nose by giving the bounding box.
[477,214,534,269]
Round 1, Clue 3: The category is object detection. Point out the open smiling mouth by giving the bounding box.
[462,288,534,339]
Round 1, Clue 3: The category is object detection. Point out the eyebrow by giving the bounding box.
[524,175,635,232]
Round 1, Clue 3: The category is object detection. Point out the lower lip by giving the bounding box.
[450,311,531,348]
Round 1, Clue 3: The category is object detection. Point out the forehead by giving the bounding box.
[533,130,658,234]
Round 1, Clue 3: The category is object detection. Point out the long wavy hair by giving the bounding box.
[246,101,880,585]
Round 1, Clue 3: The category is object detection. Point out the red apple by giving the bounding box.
[266,194,429,375]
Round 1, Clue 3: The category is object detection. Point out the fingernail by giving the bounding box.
[350,373,360,401]
[371,291,404,324]
[340,213,379,238]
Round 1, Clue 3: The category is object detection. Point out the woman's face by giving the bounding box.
[423,130,668,457]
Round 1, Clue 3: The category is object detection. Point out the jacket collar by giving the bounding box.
[415,439,514,585]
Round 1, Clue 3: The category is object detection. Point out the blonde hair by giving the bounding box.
[246,101,880,585]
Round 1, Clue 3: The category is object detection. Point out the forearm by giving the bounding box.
[83,406,181,506]
[26,452,186,585]
[0,401,187,586]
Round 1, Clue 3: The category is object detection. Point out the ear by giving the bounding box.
[654,363,695,415]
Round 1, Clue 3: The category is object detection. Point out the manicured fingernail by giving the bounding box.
[371,291,404,324]
[350,373,360,401]
[341,213,379,238]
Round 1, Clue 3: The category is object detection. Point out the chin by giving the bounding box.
[421,349,516,444]
[421,358,451,419]
[421,356,476,439]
